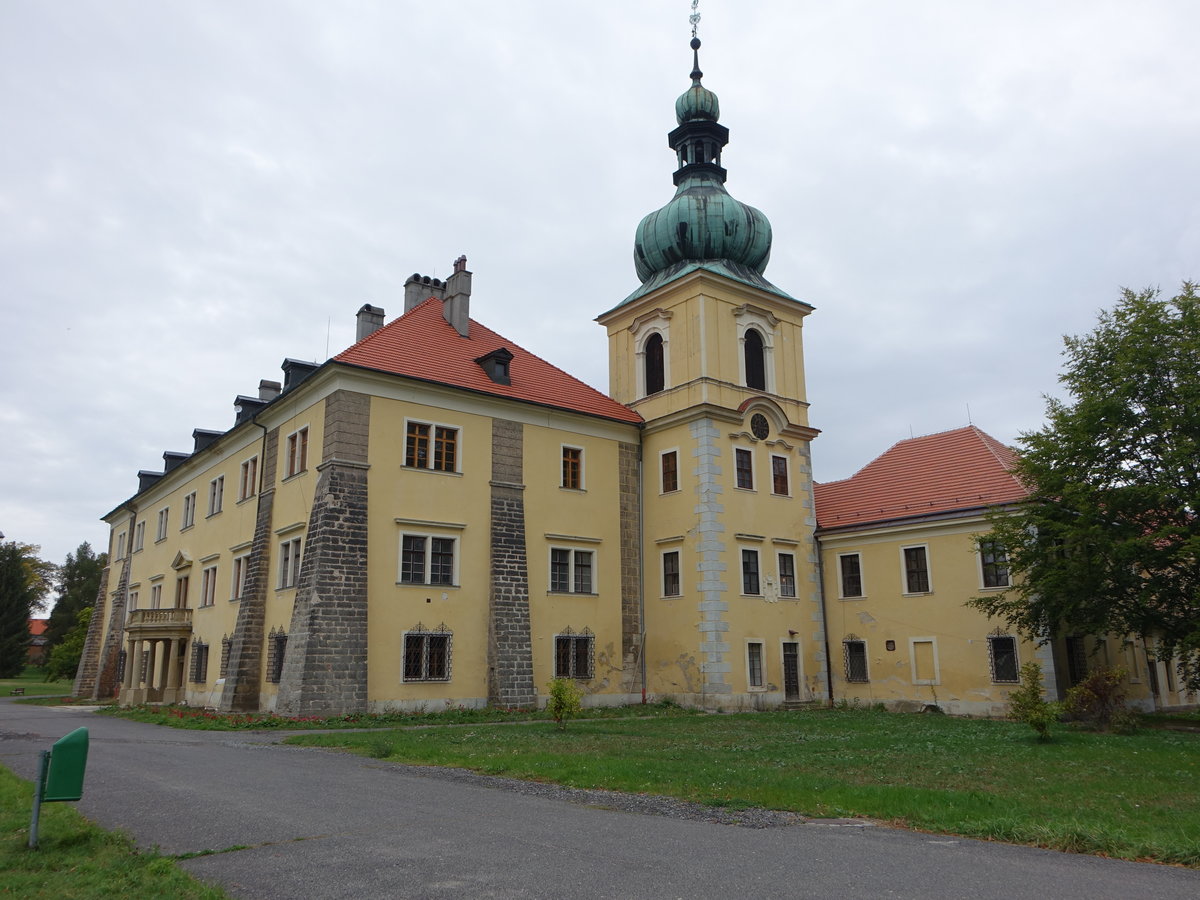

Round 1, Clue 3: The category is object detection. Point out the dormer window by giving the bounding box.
[475,347,513,385]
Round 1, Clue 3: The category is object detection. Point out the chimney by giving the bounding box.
[443,255,471,337]
[404,273,446,313]
[258,380,282,401]
[355,304,386,342]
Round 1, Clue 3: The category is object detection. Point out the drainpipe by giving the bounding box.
[814,534,834,707]
[638,445,647,703]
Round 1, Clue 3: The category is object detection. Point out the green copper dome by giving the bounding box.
[634,38,773,285]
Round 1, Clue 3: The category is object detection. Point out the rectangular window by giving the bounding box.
[662,550,681,597]
[115,532,127,560]
[903,546,930,593]
[150,583,162,609]
[156,508,169,542]
[279,537,302,589]
[778,552,796,598]
[979,540,1010,588]
[988,635,1019,683]
[747,642,764,688]
[285,427,309,478]
[661,450,678,493]
[844,640,869,683]
[181,492,196,529]
[399,535,456,585]
[190,642,209,684]
[208,475,224,516]
[403,632,452,681]
[200,565,217,607]
[562,446,582,489]
[239,456,259,501]
[554,634,594,679]
[839,553,863,598]
[1065,635,1088,686]
[406,421,458,472]
[735,448,754,490]
[175,575,189,609]
[771,455,789,496]
[128,590,139,611]
[231,554,250,601]
[267,632,288,683]
[550,548,594,594]
[133,521,145,553]
[741,548,761,595]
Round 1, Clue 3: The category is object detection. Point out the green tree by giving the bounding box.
[971,284,1200,690]
[0,540,50,676]
[46,606,94,682]
[46,541,107,649]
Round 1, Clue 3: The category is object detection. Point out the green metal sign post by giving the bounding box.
[28,727,89,849]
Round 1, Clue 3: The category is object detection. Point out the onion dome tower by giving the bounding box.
[628,37,784,304]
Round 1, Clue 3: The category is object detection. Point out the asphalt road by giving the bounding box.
[2,699,1197,899]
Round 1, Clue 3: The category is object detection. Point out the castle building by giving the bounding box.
[75,37,1195,716]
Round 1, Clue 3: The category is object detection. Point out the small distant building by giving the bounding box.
[28,618,48,666]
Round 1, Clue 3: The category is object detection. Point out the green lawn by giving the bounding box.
[0,765,226,899]
[0,667,73,698]
[288,707,1200,866]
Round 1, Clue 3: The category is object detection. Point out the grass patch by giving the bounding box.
[0,667,73,698]
[102,697,699,731]
[0,765,226,899]
[287,707,1200,865]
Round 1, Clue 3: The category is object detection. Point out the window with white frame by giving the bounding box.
[988,633,1019,683]
[743,328,767,390]
[741,548,761,595]
[550,548,594,594]
[128,589,139,611]
[199,564,218,607]
[733,304,777,392]
[662,549,681,597]
[660,449,679,493]
[902,545,930,593]
[115,531,126,560]
[239,455,259,501]
[399,534,456,585]
[181,492,196,529]
[278,537,302,589]
[643,332,665,395]
[150,583,163,609]
[208,475,224,516]
[156,507,169,542]
[770,455,789,496]
[844,636,869,683]
[405,421,458,472]
[839,553,863,598]
[133,521,145,553]
[777,552,796,598]
[734,447,754,490]
[285,426,309,478]
[979,539,1010,588]
[403,625,452,681]
[561,446,583,489]
[231,553,250,601]
[747,641,765,688]
[174,575,189,608]
[554,628,594,679]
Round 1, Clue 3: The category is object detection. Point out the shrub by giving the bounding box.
[1008,661,1062,741]
[546,677,583,730]
[1063,667,1131,733]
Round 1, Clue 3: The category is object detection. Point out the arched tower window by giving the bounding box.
[744,329,766,390]
[645,333,665,395]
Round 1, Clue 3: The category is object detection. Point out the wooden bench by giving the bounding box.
[9,688,24,696]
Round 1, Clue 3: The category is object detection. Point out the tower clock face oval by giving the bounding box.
[750,413,770,440]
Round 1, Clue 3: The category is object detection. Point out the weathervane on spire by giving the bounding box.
[690,0,701,39]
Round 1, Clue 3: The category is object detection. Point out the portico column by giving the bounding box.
[123,637,138,690]
[166,638,182,691]
[145,640,158,691]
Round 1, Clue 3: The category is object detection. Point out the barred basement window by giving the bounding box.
[190,641,209,684]
[116,649,127,682]
[988,632,1019,683]
[220,635,232,679]
[266,629,287,683]
[844,636,869,683]
[403,624,452,682]
[554,627,594,679]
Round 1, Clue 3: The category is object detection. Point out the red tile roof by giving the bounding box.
[814,426,1029,530]
[335,298,642,425]
[29,618,47,636]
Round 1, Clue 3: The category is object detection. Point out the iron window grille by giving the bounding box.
[987,631,1019,683]
[844,636,869,683]
[554,627,594,679]
[403,623,452,682]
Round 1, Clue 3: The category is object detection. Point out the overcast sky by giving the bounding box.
[2,1,1197,575]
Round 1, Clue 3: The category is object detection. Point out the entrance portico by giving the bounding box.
[119,608,193,705]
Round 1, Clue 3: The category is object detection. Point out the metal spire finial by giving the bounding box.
[690,0,701,39]
[689,0,703,82]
